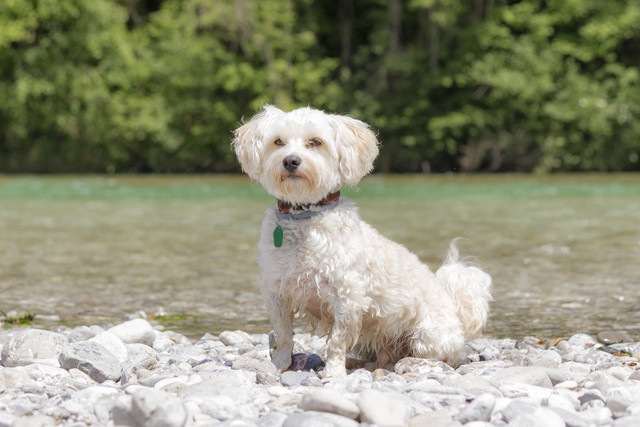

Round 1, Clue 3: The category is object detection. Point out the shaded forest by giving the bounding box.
[1,0,639,173]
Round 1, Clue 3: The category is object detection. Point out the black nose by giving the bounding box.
[283,155,302,172]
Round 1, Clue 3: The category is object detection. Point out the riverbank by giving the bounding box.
[1,319,639,426]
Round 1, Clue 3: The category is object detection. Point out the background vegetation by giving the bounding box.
[1,0,639,173]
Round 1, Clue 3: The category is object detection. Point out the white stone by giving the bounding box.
[357,388,409,427]
[218,330,252,346]
[1,329,69,367]
[457,393,496,423]
[300,389,360,419]
[131,388,187,427]
[490,367,553,388]
[90,331,128,363]
[108,319,156,346]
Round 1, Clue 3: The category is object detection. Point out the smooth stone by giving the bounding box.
[1,329,69,367]
[12,415,56,427]
[218,330,252,346]
[356,388,409,427]
[232,355,278,375]
[548,407,591,427]
[457,393,496,423]
[528,350,563,368]
[283,411,359,427]
[567,333,598,347]
[501,400,538,423]
[280,370,320,387]
[490,366,553,388]
[58,341,122,383]
[89,331,128,363]
[409,407,456,427]
[300,389,360,419]
[614,415,640,427]
[598,331,634,345]
[108,319,156,346]
[131,388,187,427]
[394,357,454,375]
[509,407,564,427]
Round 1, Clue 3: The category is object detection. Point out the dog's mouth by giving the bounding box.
[281,172,303,181]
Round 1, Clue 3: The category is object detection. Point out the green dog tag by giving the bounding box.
[273,225,283,248]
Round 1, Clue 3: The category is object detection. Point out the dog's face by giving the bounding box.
[232,106,379,204]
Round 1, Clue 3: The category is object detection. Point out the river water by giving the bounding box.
[1,175,639,340]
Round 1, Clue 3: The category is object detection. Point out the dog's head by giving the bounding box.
[232,106,379,204]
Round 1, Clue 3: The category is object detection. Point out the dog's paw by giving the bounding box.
[271,349,292,371]
[319,360,347,378]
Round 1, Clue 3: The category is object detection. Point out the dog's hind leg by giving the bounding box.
[408,318,466,368]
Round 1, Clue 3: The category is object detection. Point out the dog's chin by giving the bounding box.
[264,171,331,204]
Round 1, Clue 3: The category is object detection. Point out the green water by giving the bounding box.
[1,174,639,339]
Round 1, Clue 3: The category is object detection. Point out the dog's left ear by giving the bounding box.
[232,105,284,180]
[331,115,380,185]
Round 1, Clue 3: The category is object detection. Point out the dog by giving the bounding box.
[232,105,492,377]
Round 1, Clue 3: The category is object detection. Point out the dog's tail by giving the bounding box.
[436,239,493,339]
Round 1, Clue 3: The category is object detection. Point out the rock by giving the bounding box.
[90,331,128,363]
[283,411,359,427]
[567,333,598,347]
[409,407,456,427]
[219,330,252,346]
[108,319,156,346]
[394,357,454,376]
[598,331,634,345]
[490,366,553,388]
[300,389,360,419]
[232,355,278,375]
[290,353,326,372]
[280,370,320,387]
[130,389,187,427]
[457,393,496,423]
[58,341,122,383]
[1,329,69,367]
[356,388,409,427]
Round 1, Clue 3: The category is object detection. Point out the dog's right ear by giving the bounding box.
[232,105,283,180]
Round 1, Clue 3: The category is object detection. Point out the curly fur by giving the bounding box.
[232,105,492,377]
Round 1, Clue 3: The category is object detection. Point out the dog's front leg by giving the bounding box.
[323,309,361,378]
[264,292,294,371]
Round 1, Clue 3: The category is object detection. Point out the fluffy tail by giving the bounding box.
[436,239,493,339]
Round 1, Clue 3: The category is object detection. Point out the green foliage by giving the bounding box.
[0,0,639,172]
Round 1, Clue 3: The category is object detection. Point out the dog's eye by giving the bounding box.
[308,138,322,148]
[274,138,285,146]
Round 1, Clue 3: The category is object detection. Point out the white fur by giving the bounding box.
[233,106,492,377]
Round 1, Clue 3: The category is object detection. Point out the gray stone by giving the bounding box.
[1,329,69,367]
[283,411,359,427]
[300,389,360,419]
[597,331,634,345]
[58,341,122,383]
[356,388,409,427]
[108,319,156,346]
[457,393,496,423]
[131,388,187,427]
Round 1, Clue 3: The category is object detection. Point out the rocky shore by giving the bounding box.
[1,319,640,427]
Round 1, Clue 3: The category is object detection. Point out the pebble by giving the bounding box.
[2,323,640,426]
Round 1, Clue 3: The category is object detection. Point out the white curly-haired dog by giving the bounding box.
[232,105,492,377]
